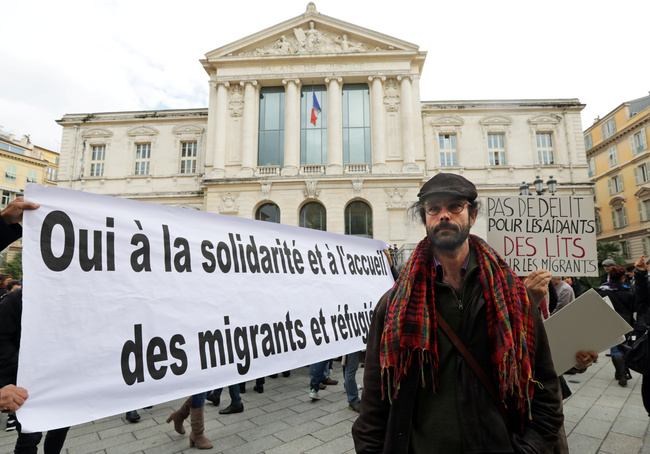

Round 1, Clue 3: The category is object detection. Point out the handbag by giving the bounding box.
[624,331,650,375]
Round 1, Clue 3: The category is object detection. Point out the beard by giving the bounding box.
[426,220,471,251]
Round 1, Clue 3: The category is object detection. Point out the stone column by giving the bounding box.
[369,75,387,173]
[282,79,301,176]
[398,75,417,172]
[208,81,229,178]
[239,80,258,177]
[326,77,343,175]
[410,75,425,165]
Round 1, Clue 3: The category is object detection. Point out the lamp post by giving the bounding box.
[521,176,557,196]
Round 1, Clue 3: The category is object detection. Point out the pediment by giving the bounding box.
[528,114,562,125]
[635,186,650,199]
[202,3,419,63]
[609,195,626,206]
[430,115,465,127]
[127,126,159,137]
[82,128,113,138]
[172,124,205,135]
[480,115,513,126]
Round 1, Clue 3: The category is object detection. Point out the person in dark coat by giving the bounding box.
[597,266,637,386]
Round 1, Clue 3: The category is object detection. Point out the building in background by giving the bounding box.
[56,3,591,265]
[585,93,650,262]
[0,131,60,264]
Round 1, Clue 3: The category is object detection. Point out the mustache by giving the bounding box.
[433,222,459,233]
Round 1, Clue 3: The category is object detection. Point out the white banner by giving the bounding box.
[18,184,393,432]
[486,196,598,277]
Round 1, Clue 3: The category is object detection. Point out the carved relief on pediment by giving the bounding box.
[383,78,400,112]
[238,21,383,57]
[229,85,244,117]
[82,128,113,138]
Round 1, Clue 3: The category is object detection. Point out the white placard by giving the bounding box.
[486,196,598,277]
[18,184,394,432]
[544,289,633,375]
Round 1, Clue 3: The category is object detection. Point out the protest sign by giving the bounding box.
[544,289,633,375]
[486,196,598,276]
[18,184,393,432]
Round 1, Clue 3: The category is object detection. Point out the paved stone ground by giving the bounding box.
[1,358,649,453]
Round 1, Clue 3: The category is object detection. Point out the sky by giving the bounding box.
[1,0,648,153]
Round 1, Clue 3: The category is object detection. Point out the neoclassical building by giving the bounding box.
[56,3,591,262]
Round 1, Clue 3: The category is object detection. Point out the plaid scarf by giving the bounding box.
[379,234,536,425]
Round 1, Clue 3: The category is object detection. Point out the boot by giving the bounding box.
[612,356,628,387]
[166,397,191,435]
[189,407,213,449]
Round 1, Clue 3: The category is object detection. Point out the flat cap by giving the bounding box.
[417,173,477,203]
[601,258,617,266]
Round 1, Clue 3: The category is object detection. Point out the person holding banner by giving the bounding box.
[0,196,39,423]
[166,392,212,449]
[352,173,563,453]
[0,289,70,454]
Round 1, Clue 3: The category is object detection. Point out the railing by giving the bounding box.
[256,166,281,176]
[344,163,370,174]
[300,164,325,175]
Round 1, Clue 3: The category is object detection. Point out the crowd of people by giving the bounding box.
[2,173,649,453]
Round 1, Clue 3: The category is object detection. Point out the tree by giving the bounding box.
[577,242,625,291]
[2,252,22,279]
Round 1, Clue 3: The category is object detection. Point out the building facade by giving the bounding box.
[56,4,591,264]
[585,94,650,262]
[0,131,59,264]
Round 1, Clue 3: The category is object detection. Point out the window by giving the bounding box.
[612,206,628,228]
[634,163,650,185]
[300,85,327,165]
[630,129,648,156]
[639,199,650,221]
[26,169,38,183]
[5,165,17,183]
[439,134,458,166]
[584,133,593,151]
[536,133,554,165]
[255,203,281,223]
[342,84,371,165]
[601,117,616,140]
[1,191,13,209]
[487,133,506,165]
[608,174,624,194]
[620,240,631,259]
[46,166,56,181]
[608,146,618,167]
[90,145,106,177]
[595,213,602,234]
[180,142,198,174]
[299,202,326,231]
[644,237,650,256]
[258,87,285,167]
[135,143,151,175]
[588,157,596,177]
[345,201,372,238]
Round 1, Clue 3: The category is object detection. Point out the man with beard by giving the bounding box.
[351,173,563,453]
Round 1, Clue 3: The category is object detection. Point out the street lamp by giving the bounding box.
[547,176,557,195]
[533,176,545,195]
[520,176,557,196]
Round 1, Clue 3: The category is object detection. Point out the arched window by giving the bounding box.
[299,202,326,231]
[255,203,281,223]
[345,201,372,238]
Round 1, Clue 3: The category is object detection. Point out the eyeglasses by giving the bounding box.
[424,201,469,216]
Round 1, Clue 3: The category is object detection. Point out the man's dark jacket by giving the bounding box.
[351,278,563,453]
[0,217,21,252]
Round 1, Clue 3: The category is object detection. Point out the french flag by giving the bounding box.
[310,91,321,126]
